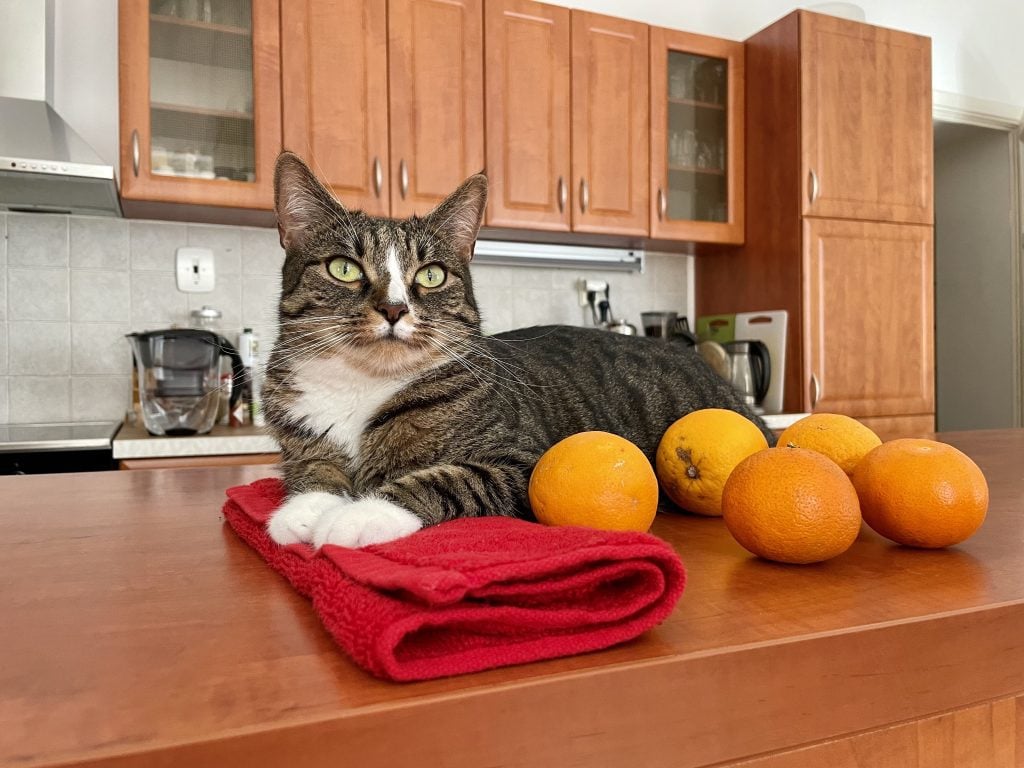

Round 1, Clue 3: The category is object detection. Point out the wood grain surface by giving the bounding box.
[2,430,1023,767]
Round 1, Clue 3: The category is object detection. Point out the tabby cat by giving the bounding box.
[264,152,771,548]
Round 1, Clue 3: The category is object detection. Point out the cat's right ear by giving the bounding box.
[274,151,346,251]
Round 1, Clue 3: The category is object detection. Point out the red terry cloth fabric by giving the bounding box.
[222,478,686,682]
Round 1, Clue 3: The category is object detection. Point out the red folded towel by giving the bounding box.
[222,479,686,681]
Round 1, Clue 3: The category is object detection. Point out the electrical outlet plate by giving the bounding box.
[176,247,215,293]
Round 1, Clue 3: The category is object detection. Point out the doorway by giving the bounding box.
[933,120,1022,431]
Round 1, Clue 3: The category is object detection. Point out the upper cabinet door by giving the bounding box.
[801,12,933,224]
[388,0,485,218]
[804,218,934,417]
[118,0,281,209]
[281,0,389,215]
[649,27,744,243]
[484,0,571,231]
[570,11,649,236]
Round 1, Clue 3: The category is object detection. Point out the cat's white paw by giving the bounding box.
[267,491,349,545]
[312,496,423,549]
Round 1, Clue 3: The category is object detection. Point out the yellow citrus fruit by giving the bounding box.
[851,439,988,548]
[528,431,659,532]
[722,447,862,564]
[777,413,882,475]
[655,408,769,516]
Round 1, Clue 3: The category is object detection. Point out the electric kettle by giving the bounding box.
[127,329,245,435]
[723,340,771,410]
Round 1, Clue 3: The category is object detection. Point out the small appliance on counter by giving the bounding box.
[640,311,698,344]
[127,329,245,436]
[0,421,120,475]
[723,340,771,411]
[697,310,788,415]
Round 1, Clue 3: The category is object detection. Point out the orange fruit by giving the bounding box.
[722,447,862,564]
[851,439,988,548]
[528,431,659,532]
[777,413,882,475]
[655,408,769,516]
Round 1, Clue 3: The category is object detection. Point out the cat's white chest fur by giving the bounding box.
[288,356,406,462]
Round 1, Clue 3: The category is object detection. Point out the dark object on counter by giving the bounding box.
[223,477,686,682]
[0,421,119,475]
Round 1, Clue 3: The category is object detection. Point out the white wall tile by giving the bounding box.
[129,221,186,271]
[188,224,242,275]
[9,321,70,375]
[130,271,188,327]
[0,214,6,267]
[0,322,6,374]
[241,275,281,333]
[69,217,129,270]
[8,268,69,321]
[241,227,284,275]
[0,377,8,422]
[71,376,131,421]
[71,270,130,322]
[0,268,5,321]
[7,213,68,267]
[9,376,71,423]
[71,324,132,375]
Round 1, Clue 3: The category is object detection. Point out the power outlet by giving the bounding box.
[175,247,215,293]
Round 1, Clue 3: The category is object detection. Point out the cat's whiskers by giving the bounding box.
[423,321,556,393]
[420,336,520,412]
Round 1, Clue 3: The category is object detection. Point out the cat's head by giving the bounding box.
[272,152,487,378]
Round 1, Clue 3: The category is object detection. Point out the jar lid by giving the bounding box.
[191,305,222,320]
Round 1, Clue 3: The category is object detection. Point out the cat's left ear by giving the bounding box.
[425,173,488,261]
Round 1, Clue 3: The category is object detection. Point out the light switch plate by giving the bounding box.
[175,247,215,293]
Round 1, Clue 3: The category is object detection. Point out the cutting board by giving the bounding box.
[734,310,788,415]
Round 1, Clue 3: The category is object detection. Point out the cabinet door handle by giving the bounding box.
[372,156,383,198]
[131,129,140,177]
[579,178,589,214]
[657,188,667,220]
[810,373,821,409]
[557,176,567,213]
[808,168,819,205]
[399,159,409,200]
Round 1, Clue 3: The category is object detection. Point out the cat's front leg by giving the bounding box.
[267,457,356,545]
[312,460,529,548]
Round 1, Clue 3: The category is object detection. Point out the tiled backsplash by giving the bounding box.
[0,212,691,424]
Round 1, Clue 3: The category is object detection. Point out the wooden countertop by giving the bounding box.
[3,430,1024,767]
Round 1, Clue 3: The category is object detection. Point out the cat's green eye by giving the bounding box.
[414,263,446,289]
[327,257,363,283]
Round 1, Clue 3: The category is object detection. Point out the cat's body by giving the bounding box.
[263,153,771,548]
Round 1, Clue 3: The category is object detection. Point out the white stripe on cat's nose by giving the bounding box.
[385,246,409,304]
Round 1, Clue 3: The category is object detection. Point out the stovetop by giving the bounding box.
[0,421,121,453]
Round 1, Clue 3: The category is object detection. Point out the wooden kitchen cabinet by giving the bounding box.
[281,0,390,215]
[570,11,649,236]
[280,0,483,219]
[485,2,649,237]
[697,11,934,425]
[118,0,282,211]
[649,27,744,243]
[801,12,932,224]
[484,0,571,230]
[804,218,934,418]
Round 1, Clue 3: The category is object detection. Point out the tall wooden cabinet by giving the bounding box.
[696,11,934,427]
[281,0,484,218]
[118,0,282,211]
[484,2,648,236]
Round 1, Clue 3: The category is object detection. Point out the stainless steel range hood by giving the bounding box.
[0,1,121,216]
[0,96,120,216]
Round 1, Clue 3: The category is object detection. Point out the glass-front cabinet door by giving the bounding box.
[650,28,744,243]
[118,0,281,211]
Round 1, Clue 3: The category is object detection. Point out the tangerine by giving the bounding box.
[851,439,988,548]
[528,431,659,532]
[655,409,769,516]
[722,447,862,564]
[777,413,881,475]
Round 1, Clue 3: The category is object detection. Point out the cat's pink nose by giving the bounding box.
[377,302,409,325]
